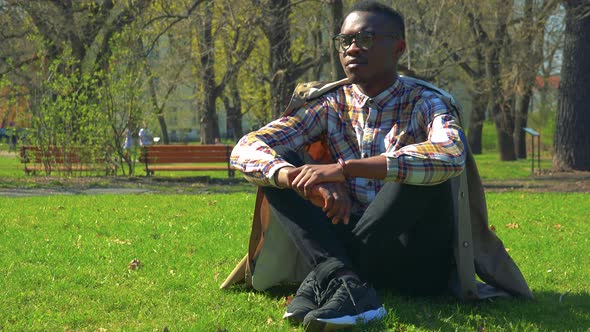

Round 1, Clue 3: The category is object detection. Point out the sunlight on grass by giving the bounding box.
[1,193,588,331]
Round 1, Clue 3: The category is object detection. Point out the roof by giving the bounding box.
[535,75,560,89]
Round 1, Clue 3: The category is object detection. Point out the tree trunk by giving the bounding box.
[514,91,532,159]
[199,3,218,144]
[224,80,243,142]
[467,91,486,154]
[156,114,169,144]
[487,50,516,161]
[553,0,590,171]
[327,0,345,80]
[266,0,293,119]
[486,0,516,161]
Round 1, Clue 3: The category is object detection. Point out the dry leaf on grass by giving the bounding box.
[112,238,132,245]
[505,223,520,229]
[128,258,142,270]
[489,225,496,232]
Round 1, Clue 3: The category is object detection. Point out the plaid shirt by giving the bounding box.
[231,76,466,212]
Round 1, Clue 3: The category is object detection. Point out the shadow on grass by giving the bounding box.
[224,284,589,331]
[383,290,590,331]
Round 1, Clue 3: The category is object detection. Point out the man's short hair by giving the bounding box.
[347,1,405,40]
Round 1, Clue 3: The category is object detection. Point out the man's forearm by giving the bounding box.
[343,155,388,180]
[275,166,297,188]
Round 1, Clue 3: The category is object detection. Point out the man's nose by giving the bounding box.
[345,40,362,55]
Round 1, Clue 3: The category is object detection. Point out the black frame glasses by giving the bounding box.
[332,31,397,52]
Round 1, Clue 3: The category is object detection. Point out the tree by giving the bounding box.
[0,0,155,174]
[513,0,561,159]
[553,0,590,170]
[397,1,560,158]
[140,0,207,145]
[327,0,345,80]
[193,1,257,144]
[258,0,330,118]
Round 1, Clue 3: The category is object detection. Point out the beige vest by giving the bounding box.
[221,78,533,301]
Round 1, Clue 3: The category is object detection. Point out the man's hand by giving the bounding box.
[275,166,351,224]
[305,182,351,225]
[290,163,346,196]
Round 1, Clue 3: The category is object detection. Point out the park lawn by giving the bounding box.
[1,192,588,331]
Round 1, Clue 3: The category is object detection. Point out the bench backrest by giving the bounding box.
[140,145,233,164]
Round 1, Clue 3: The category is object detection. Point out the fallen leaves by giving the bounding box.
[505,223,520,229]
[128,258,142,270]
[111,238,132,245]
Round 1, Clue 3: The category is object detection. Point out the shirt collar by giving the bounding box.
[351,76,402,109]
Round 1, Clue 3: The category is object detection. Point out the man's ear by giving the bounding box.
[394,39,406,58]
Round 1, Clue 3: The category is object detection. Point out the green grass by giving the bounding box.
[1,119,587,331]
[473,154,553,180]
[0,192,588,331]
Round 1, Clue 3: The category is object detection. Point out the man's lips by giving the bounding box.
[346,59,368,68]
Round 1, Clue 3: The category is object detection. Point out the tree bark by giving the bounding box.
[265,0,293,119]
[327,0,345,80]
[514,91,532,159]
[156,114,169,144]
[199,2,218,144]
[467,91,486,154]
[223,80,244,142]
[488,0,516,161]
[553,0,590,170]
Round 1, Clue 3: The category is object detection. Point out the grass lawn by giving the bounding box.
[1,122,587,331]
[1,192,588,331]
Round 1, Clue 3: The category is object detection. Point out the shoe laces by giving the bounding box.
[313,281,322,305]
[340,278,357,308]
[300,272,322,305]
[321,277,360,312]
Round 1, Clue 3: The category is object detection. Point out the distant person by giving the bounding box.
[138,126,151,147]
[122,127,133,161]
[7,122,17,152]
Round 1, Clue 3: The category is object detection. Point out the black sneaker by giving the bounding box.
[303,275,386,331]
[283,270,320,324]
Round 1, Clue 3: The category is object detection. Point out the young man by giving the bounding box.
[231,1,466,330]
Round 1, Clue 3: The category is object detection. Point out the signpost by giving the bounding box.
[523,127,541,175]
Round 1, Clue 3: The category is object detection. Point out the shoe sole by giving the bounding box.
[283,310,308,324]
[305,307,386,331]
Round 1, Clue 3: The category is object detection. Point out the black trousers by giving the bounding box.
[261,147,454,295]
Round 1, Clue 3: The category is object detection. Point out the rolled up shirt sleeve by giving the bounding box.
[230,99,326,186]
[383,98,466,185]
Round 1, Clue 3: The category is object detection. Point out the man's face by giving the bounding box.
[338,11,405,95]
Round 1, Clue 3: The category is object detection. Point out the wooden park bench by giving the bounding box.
[139,144,235,177]
[20,145,116,176]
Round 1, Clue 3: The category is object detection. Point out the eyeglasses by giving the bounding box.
[332,31,397,52]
